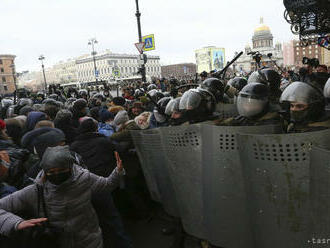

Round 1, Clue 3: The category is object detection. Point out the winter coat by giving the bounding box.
[98,123,115,137]
[0,164,123,248]
[0,139,30,188]
[70,133,116,177]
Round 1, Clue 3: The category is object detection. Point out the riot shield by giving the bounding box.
[238,129,330,248]
[131,129,179,217]
[215,104,238,119]
[310,146,330,240]
[203,124,281,248]
[160,124,205,239]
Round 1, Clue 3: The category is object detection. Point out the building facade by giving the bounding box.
[280,39,329,68]
[195,46,226,73]
[76,50,161,83]
[0,54,17,94]
[293,40,323,67]
[19,51,162,88]
[236,17,283,72]
[161,63,196,78]
[283,40,295,66]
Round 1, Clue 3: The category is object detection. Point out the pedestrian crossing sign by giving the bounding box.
[142,34,155,51]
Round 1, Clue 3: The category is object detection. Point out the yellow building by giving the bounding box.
[195,46,225,74]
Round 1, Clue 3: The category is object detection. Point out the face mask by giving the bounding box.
[46,171,72,185]
[290,109,309,124]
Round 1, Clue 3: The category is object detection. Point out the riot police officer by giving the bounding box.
[151,97,172,127]
[280,81,330,133]
[248,68,282,103]
[165,97,187,126]
[215,82,281,126]
[179,87,216,124]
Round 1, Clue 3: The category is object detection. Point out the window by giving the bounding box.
[0,60,2,64]
[297,52,299,55]
[4,86,8,91]
[0,68,3,73]
[309,51,312,54]
[2,76,5,82]
[316,50,319,54]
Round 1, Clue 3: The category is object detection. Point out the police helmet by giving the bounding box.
[237,82,269,118]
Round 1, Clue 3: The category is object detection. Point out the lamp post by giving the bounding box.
[135,0,146,83]
[38,55,47,92]
[9,63,18,104]
[88,38,98,83]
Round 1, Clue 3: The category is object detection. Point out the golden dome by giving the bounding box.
[254,17,271,33]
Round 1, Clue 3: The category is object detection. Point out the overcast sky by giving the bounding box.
[1,0,295,72]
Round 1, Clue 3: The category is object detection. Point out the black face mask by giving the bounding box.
[46,171,72,185]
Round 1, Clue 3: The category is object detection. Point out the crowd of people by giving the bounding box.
[0,60,329,247]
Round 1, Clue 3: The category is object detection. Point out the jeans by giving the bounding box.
[92,190,133,248]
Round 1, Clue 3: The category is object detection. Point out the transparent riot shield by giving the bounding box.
[310,146,330,240]
[203,124,282,248]
[160,124,205,239]
[131,129,179,217]
[238,129,330,248]
[215,104,238,119]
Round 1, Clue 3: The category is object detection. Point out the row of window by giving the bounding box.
[296,50,319,56]
[77,59,159,69]
[296,45,318,51]
[78,66,160,77]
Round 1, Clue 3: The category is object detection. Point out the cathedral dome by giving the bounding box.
[253,17,271,36]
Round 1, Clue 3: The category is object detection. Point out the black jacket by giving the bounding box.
[70,132,116,177]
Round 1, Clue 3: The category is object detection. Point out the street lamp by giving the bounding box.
[38,55,47,92]
[135,0,146,83]
[88,38,98,83]
[9,63,18,103]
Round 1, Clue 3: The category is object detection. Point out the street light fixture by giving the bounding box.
[9,63,18,103]
[88,38,98,83]
[135,0,146,83]
[38,55,47,92]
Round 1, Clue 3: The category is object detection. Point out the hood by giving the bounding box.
[26,111,47,132]
[134,112,152,130]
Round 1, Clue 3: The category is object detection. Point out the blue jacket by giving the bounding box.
[98,123,115,137]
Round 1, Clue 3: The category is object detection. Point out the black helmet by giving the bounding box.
[49,94,59,101]
[179,88,216,122]
[1,98,13,108]
[92,93,105,102]
[200,77,224,102]
[17,98,33,107]
[37,92,45,98]
[165,97,181,116]
[237,83,269,118]
[65,97,77,108]
[148,89,164,103]
[153,97,172,123]
[78,89,88,98]
[155,97,172,115]
[248,68,281,90]
[227,77,248,92]
[147,84,157,91]
[280,81,325,122]
[42,98,58,106]
[134,88,145,98]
